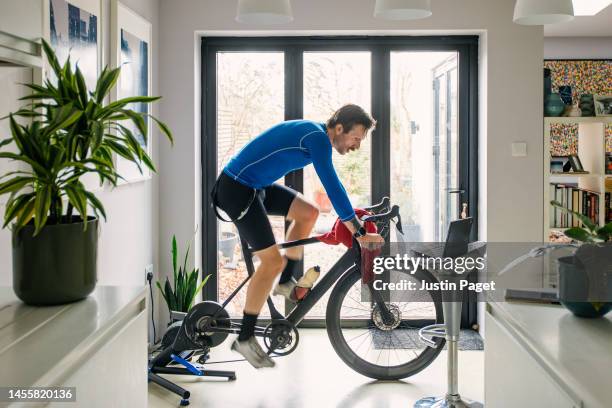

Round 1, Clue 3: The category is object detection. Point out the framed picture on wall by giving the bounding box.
[43,0,104,192]
[43,0,102,91]
[110,1,152,183]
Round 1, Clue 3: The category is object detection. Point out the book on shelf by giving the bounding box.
[549,183,600,228]
[572,189,580,227]
[606,192,611,224]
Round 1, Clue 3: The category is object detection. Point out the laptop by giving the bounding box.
[412,217,474,258]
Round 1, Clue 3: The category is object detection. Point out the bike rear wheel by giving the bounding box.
[326,266,445,380]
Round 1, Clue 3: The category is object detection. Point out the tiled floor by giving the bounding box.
[148,329,484,408]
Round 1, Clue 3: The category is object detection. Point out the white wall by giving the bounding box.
[0,0,161,342]
[544,36,612,59]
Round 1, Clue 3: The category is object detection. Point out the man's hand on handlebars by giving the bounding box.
[344,215,385,248]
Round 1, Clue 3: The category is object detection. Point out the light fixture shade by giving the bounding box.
[236,0,293,24]
[374,0,432,20]
[513,0,574,25]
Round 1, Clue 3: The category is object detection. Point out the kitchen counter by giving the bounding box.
[0,285,147,406]
[486,300,612,408]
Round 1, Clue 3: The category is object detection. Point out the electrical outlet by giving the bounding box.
[145,264,154,283]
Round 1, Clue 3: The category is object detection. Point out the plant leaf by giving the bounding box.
[14,198,36,230]
[3,193,35,228]
[164,278,176,311]
[596,222,612,241]
[172,235,178,281]
[0,138,12,149]
[95,67,121,103]
[563,227,602,243]
[156,280,168,306]
[41,39,62,75]
[33,185,52,235]
[101,96,160,116]
[120,109,147,140]
[75,66,89,107]
[64,183,88,222]
[0,177,34,196]
[182,243,190,280]
[145,113,174,145]
[83,190,107,220]
[0,152,49,177]
[188,272,211,308]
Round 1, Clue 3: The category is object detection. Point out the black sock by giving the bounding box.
[278,258,299,284]
[238,312,258,341]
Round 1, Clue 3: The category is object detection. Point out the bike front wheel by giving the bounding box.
[326,266,445,380]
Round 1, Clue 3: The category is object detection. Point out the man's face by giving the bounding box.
[332,124,367,155]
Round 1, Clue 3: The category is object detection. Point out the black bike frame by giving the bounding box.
[210,202,434,337]
[208,236,359,337]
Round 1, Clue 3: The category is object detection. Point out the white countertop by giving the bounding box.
[487,300,612,408]
[0,285,146,388]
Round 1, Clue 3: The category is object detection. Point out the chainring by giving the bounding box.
[263,319,299,356]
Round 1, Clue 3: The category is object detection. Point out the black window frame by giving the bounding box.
[201,36,479,326]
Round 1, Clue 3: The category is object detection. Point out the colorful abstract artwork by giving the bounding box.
[544,60,612,105]
[550,123,578,156]
[545,60,612,156]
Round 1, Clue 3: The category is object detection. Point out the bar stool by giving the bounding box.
[414,244,486,408]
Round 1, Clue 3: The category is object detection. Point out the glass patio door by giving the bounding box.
[390,51,460,243]
[203,37,478,325]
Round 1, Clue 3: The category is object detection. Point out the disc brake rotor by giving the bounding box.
[372,303,402,331]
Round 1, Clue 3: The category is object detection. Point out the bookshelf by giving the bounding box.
[543,116,612,242]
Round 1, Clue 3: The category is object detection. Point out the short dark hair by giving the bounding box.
[326,104,376,133]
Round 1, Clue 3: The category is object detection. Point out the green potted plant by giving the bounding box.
[550,200,612,317]
[0,40,173,305]
[157,235,210,318]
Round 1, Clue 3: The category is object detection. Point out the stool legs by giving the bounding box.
[414,301,483,408]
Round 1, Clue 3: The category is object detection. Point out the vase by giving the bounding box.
[12,216,98,305]
[545,93,565,117]
[557,256,612,318]
[558,85,572,105]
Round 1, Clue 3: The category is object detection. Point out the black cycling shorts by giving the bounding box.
[213,171,297,252]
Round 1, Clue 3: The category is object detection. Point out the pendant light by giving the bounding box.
[513,0,574,25]
[236,0,293,24]
[374,0,432,20]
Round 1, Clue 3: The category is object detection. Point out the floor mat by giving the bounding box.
[372,329,484,350]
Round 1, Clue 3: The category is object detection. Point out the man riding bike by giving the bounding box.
[212,104,384,368]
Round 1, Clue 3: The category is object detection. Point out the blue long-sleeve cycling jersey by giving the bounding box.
[223,120,356,221]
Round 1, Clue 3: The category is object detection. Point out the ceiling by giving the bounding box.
[544,2,612,36]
